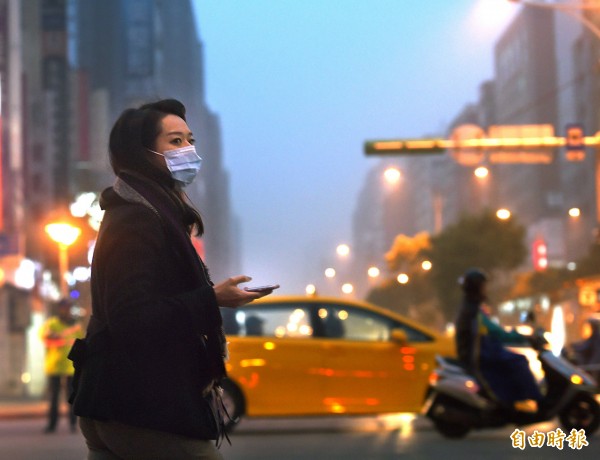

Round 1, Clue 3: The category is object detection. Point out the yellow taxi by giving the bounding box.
[220,295,455,426]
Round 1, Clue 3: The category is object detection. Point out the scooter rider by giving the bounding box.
[455,268,543,413]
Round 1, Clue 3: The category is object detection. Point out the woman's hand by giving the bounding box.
[213,275,275,308]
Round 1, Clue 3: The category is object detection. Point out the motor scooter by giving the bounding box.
[423,330,600,439]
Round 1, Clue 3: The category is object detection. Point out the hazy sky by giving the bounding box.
[192,0,520,294]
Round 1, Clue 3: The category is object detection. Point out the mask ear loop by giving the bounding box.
[146,147,164,157]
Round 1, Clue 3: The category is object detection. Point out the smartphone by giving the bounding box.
[244,284,280,292]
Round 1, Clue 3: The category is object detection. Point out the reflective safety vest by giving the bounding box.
[40,317,84,376]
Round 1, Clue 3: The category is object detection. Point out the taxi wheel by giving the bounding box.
[221,378,246,431]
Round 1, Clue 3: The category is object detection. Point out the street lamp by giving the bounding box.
[45,222,81,296]
[383,166,402,185]
[473,166,491,209]
[336,244,350,258]
[397,273,409,284]
[496,208,511,220]
[474,166,489,179]
[324,267,336,278]
[367,266,380,278]
[341,283,354,295]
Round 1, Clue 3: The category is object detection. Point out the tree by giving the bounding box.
[367,232,441,328]
[507,268,574,301]
[384,231,431,272]
[423,210,527,321]
[366,210,527,328]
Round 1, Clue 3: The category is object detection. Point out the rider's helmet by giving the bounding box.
[459,268,489,294]
[587,316,600,335]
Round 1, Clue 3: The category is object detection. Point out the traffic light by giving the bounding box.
[532,238,548,271]
[565,123,585,161]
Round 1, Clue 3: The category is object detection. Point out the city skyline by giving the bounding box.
[192,0,521,294]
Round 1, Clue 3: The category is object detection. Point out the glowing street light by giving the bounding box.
[397,273,409,284]
[305,284,317,296]
[474,166,489,179]
[383,167,402,185]
[568,207,581,218]
[421,260,432,271]
[496,208,511,220]
[45,222,81,296]
[336,244,350,258]
[341,283,354,294]
[367,266,380,278]
[324,267,336,278]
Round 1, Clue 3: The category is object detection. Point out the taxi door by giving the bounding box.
[317,305,439,414]
[225,304,326,416]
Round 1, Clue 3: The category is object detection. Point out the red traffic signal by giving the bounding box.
[532,238,548,271]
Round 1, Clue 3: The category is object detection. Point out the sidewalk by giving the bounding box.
[0,398,433,431]
[0,397,49,419]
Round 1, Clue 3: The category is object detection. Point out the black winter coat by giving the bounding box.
[69,173,225,440]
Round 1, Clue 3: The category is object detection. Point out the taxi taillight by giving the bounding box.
[428,371,440,386]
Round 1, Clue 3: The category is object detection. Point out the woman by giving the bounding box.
[69,99,276,459]
[455,268,542,413]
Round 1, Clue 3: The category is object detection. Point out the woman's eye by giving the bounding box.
[189,138,196,145]
[171,138,182,145]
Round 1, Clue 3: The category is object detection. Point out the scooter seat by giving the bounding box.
[436,355,470,374]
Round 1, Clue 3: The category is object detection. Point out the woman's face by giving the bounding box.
[151,114,195,170]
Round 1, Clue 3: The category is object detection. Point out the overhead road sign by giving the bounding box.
[450,124,486,166]
[365,123,600,164]
[485,124,555,164]
[364,139,448,155]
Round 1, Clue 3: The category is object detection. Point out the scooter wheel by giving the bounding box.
[558,393,600,435]
[432,419,471,439]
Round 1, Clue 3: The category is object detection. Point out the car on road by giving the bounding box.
[220,295,455,427]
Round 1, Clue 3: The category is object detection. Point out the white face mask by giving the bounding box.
[149,145,202,186]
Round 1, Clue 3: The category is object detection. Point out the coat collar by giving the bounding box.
[113,175,157,213]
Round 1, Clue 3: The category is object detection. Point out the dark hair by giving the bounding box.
[54,298,75,324]
[56,298,73,309]
[109,99,204,236]
[460,268,488,300]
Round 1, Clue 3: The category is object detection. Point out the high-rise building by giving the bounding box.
[493,7,561,226]
[0,0,240,395]
[570,7,600,260]
[73,0,239,280]
[490,6,600,267]
[351,5,597,300]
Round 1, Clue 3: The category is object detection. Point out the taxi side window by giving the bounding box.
[222,305,313,339]
[391,321,433,343]
[318,306,390,342]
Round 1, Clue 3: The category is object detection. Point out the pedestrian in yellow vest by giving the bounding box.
[40,298,83,433]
